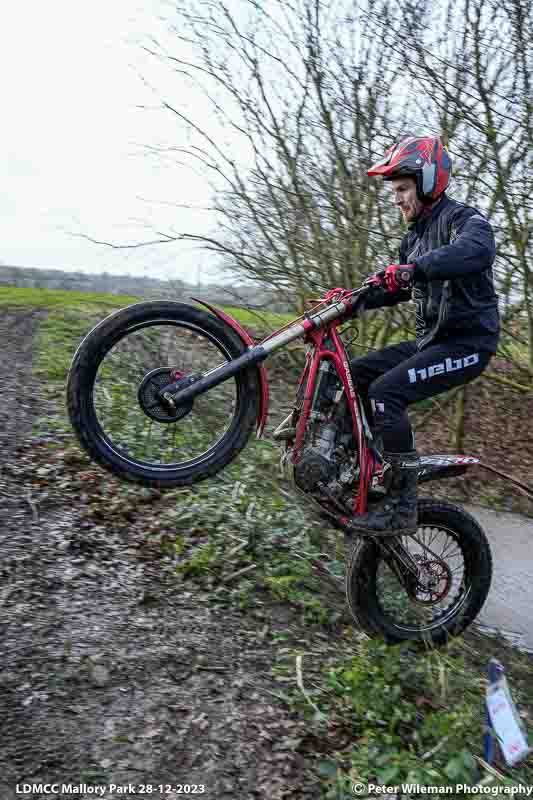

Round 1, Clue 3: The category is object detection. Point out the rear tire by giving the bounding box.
[345,499,492,647]
[67,301,260,488]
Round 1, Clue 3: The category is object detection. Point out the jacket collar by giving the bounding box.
[408,194,449,235]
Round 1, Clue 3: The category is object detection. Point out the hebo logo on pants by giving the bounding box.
[408,353,479,383]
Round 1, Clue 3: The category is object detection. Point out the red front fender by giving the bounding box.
[191,298,269,438]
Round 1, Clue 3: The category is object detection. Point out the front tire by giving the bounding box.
[67,301,260,488]
[345,500,493,647]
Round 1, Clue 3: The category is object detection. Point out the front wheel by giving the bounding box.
[345,500,492,647]
[67,301,260,488]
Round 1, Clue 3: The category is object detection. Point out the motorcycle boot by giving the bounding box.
[348,450,420,537]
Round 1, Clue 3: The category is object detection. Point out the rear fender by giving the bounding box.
[418,454,479,484]
[191,298,269,437]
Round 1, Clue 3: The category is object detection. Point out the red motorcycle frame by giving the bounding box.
[181,286,496,521]
[281,300,376,516]
[194,289,374,507]
[168,285,533,524]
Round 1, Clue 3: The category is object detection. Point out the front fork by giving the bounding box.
[379,538,421,583]
[158,298,352,409]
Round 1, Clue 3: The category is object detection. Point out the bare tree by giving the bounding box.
[99,0,531,369]
[378,0,533,363]
[142,0,419,340]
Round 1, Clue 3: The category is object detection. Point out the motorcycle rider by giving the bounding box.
[349,134,500,536]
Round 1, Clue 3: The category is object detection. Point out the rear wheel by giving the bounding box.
[345,500,492,647]
[67,301,260,488]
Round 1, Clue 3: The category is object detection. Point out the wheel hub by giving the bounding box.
[408,555,453,605]
[137,367,194,423]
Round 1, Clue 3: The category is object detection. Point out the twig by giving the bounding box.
[225,541,249,560]
[295,654,323,716]
[345,341,381,352]
[478,463,533,502]
[482,372,533,393]
[474,755,507,783]
[244,678,292,704]
[422,735,450,760]
[293,553,344,596]
[221,563,257,584]
[25,492,39,523]
[195,666,228,672]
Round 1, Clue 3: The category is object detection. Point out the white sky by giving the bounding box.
[0,1,225,282]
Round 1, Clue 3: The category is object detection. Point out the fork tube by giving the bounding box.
[261,299,348,355]
[260,321,307,354]
[161,345,268,405]
[381,540,420,579]
[161,300,348,407]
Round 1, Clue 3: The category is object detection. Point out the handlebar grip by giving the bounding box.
[397,268,413,287]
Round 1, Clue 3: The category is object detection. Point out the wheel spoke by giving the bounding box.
[374,525,467,633]
[91,320,241,469]
[345,506,491,647]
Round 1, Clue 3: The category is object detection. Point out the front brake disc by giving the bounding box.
[137,367,194,423]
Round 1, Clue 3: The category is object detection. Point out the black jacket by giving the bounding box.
[366,195,500,352]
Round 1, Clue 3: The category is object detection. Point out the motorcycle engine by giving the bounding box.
[292,422,359,514]
[289,359,359,503]
[293,422,339,492]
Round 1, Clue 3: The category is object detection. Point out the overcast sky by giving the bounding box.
[0,1,226,282]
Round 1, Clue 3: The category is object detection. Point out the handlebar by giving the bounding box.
[305,280,386,323]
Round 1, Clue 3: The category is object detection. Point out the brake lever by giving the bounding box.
[363,270,386,288]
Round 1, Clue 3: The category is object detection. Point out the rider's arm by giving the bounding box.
[363,286,411,310]
[412,208,496,282]
[364,238,412,309]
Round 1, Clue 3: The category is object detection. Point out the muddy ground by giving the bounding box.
[0,308,320,799]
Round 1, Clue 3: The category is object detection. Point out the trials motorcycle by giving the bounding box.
[67,281,498,647]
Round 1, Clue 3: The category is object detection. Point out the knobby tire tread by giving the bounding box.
[345,499,493,647]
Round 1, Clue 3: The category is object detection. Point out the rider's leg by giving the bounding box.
[370,401,414,454]
[350,340,493,536]
[349,341,417,436]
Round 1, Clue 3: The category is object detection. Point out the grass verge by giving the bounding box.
[0,286,294,328]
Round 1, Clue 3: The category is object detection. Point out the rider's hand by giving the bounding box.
[384,264,415,293]
[364,269,387,287]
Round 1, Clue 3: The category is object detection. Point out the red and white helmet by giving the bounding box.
[368,135,452,202]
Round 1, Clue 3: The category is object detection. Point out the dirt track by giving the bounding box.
[0,308,315,799]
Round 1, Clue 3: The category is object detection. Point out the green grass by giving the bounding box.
[217,303,294,330]
[0,285,141,310]
[0,286,294,329]
[0,285,294,439]
[35,310,97,383]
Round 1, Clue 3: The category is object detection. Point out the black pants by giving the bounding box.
[350,339,492,452]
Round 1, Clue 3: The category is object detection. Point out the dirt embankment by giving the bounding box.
[414,357,533,516]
